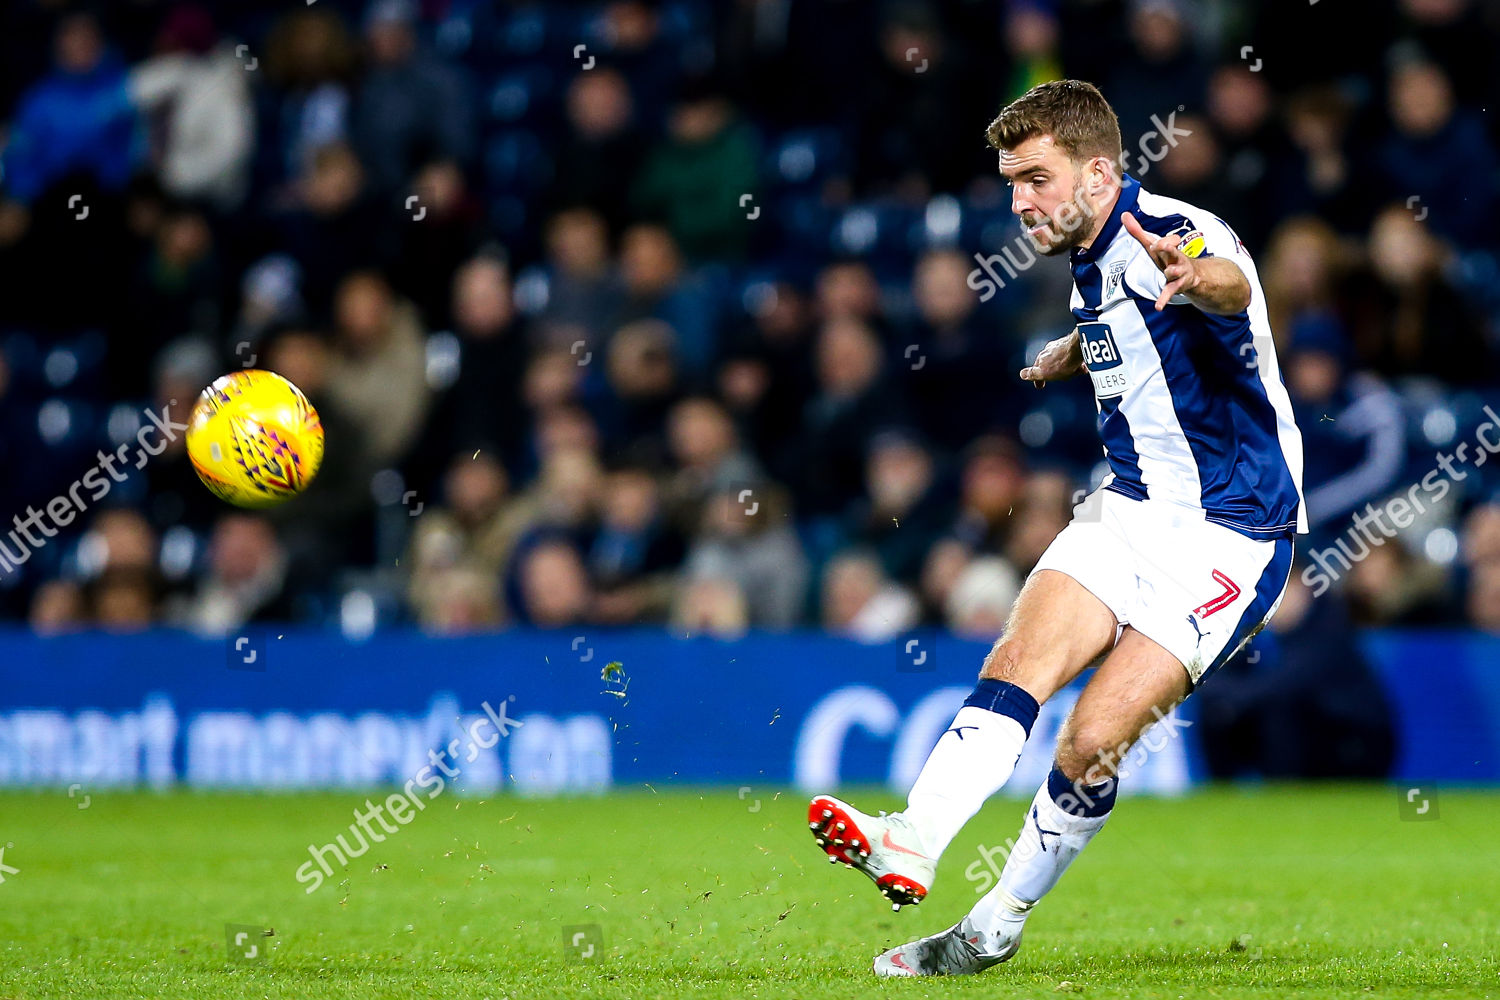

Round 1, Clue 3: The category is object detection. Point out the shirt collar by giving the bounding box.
[1071,173,1140,267]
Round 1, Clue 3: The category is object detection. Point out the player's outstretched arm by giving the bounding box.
[1121,212,1251,315]
[1019,328,1083,388]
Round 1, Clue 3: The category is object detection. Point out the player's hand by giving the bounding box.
[1019,329,1084,388]
[1122,212,1199,311]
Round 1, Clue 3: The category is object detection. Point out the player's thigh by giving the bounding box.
[1053,625,1191,782]
[979,568,1118,704]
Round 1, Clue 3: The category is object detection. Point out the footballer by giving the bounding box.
[807,79,1305,977]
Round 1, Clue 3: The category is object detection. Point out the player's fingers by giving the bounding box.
[1155,279,1183,311]
[1151,238,1182,267]
[1121,212,1158,251]
[1019,366,1046,387]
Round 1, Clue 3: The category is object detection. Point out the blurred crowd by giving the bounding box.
[2,0,1500,645]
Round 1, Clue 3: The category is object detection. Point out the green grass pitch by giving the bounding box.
[0,785,1496,998]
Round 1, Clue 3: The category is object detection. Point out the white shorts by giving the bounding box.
[1031,488,1295,685]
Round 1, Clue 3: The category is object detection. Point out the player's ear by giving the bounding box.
[1087,155,1117,192]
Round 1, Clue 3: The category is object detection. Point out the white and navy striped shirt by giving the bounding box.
[1069,174,1306,540]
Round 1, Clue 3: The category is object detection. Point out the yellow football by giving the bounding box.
[185,370,324,508]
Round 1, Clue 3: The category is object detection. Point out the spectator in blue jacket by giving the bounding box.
[2,12,138,204]
[1282,315,1406,543]
[351,0,474,201]
[1379,58,1499,249]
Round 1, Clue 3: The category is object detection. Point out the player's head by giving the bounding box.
[986,80,1123,256]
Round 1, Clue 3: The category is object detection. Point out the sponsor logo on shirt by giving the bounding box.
[1078,321,1129,398]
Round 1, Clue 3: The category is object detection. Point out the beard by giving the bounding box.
[1019,180,1097,256]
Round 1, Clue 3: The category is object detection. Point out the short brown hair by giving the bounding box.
[986,80,1122,164]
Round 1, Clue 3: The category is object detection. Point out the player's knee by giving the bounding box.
[1057,726,1129,784]
[980,636,1073,704]
[979,637,1025,681]
[980,634,1062,682]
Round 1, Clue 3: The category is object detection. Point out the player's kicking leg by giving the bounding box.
[808,569,1116,908]
[872,626,1190,976]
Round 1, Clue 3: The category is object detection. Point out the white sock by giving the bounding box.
[968,770,1114,949]
[904,692,1035,859]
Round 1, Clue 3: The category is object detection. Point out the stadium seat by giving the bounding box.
[485,65,559,127]
[2,331,45,393]
[497,5,548,59]
[766,128,850,191]
[482,129,554,193]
